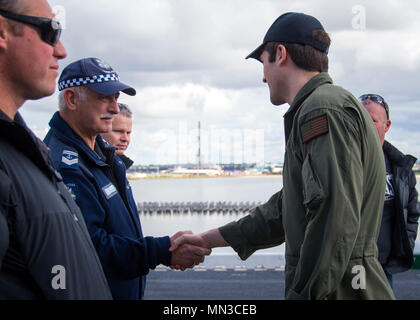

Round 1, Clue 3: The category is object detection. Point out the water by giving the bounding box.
[133,176,284,267]
[132,176,420,267]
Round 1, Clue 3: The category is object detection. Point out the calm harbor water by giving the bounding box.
[131,176,420,267]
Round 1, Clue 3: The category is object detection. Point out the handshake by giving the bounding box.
[169,229,224,270]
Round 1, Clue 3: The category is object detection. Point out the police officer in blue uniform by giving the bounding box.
[44,58,211,300]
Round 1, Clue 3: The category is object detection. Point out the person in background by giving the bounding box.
[360,93,420,289]
[170,12,395,300]
[44,57,211,300]
[0,0,112,299]
[102,103,134,169]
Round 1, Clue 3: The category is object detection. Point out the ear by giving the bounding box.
[63,89,78,111]
[384,119,391,133]
[0,17,10,51]
[276,44,287,66]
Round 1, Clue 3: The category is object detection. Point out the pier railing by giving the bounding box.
[139,201,420,215]
[137,201,264,215]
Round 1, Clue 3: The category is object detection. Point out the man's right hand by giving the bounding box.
[169,231,211,270]
[169,229,229,270]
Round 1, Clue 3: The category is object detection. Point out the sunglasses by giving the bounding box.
[359,94,389,120]
[0,9,62,46]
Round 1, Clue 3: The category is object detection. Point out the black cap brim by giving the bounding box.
[245,43,265,61]
[86,81,136,96]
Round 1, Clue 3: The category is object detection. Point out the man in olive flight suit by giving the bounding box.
[170,12,395,300]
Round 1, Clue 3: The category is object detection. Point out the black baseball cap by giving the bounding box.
[58,58,136,96]
[246,12,329,61]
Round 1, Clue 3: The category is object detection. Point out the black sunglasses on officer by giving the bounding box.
[0,8,62,46]
[359,94,390,120]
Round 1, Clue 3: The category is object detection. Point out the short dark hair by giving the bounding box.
[264,29,331,72]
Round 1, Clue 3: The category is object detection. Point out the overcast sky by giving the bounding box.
[21,0,420,165]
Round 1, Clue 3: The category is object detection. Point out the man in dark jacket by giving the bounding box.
[44,57,211,300]
[360,93,420,288]
[102,103,134,169]
[0,180,8,270]
[0,0,112,299]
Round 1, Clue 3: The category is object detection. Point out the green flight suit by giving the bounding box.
[219,73,395,300]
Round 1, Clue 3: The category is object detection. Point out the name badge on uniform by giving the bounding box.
[102,183,118,200]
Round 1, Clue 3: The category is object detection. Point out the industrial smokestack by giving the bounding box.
[197,121,201,169]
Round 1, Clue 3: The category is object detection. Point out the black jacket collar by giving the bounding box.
[0,109,57,179]
[383,140,417,170]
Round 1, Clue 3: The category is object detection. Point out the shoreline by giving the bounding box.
[127,174,283,180]
[128,173,420,180]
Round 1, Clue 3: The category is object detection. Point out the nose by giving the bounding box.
[110,96,120,114]
[121,132,128,142]
[111,102,119,114]
[53,40,67,60]
[262,76,267,83]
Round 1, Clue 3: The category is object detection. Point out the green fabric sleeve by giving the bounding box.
[219,189,285,260]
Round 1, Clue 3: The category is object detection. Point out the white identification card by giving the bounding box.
[102,183,118,200]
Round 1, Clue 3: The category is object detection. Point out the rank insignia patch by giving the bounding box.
[61,149,79,168]
[301,114,329,143]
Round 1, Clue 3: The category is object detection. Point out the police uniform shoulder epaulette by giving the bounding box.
[60,147,79,169]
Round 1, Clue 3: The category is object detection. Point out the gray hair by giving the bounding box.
[58,87,87,111]
[118,103,132,118]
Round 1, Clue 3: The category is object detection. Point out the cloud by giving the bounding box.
[20,0,420,165]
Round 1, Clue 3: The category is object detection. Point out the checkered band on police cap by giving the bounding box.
[58,73,120,91]
[57,57,136,96]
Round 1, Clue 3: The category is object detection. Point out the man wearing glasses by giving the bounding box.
[102,103,134,169]
[0,0,112,299]
[360,94,419,289]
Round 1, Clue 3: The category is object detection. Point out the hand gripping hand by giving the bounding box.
[169,231,212,271]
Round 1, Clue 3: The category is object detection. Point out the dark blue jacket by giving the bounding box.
[44,112,171,300]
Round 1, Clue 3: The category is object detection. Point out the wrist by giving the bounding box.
[201,228,227,249]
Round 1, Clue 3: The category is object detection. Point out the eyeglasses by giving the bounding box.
[0,9,62,46]
[359,94,389,120]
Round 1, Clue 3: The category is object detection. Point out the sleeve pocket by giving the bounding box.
[302,154,324,212]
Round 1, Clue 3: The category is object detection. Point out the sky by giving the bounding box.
[21,0,420,165]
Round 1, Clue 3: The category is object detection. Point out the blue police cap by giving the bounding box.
[246,12,329,61]
[58,58,136,96]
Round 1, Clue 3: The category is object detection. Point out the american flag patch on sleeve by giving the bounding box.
[301,114,329,143]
